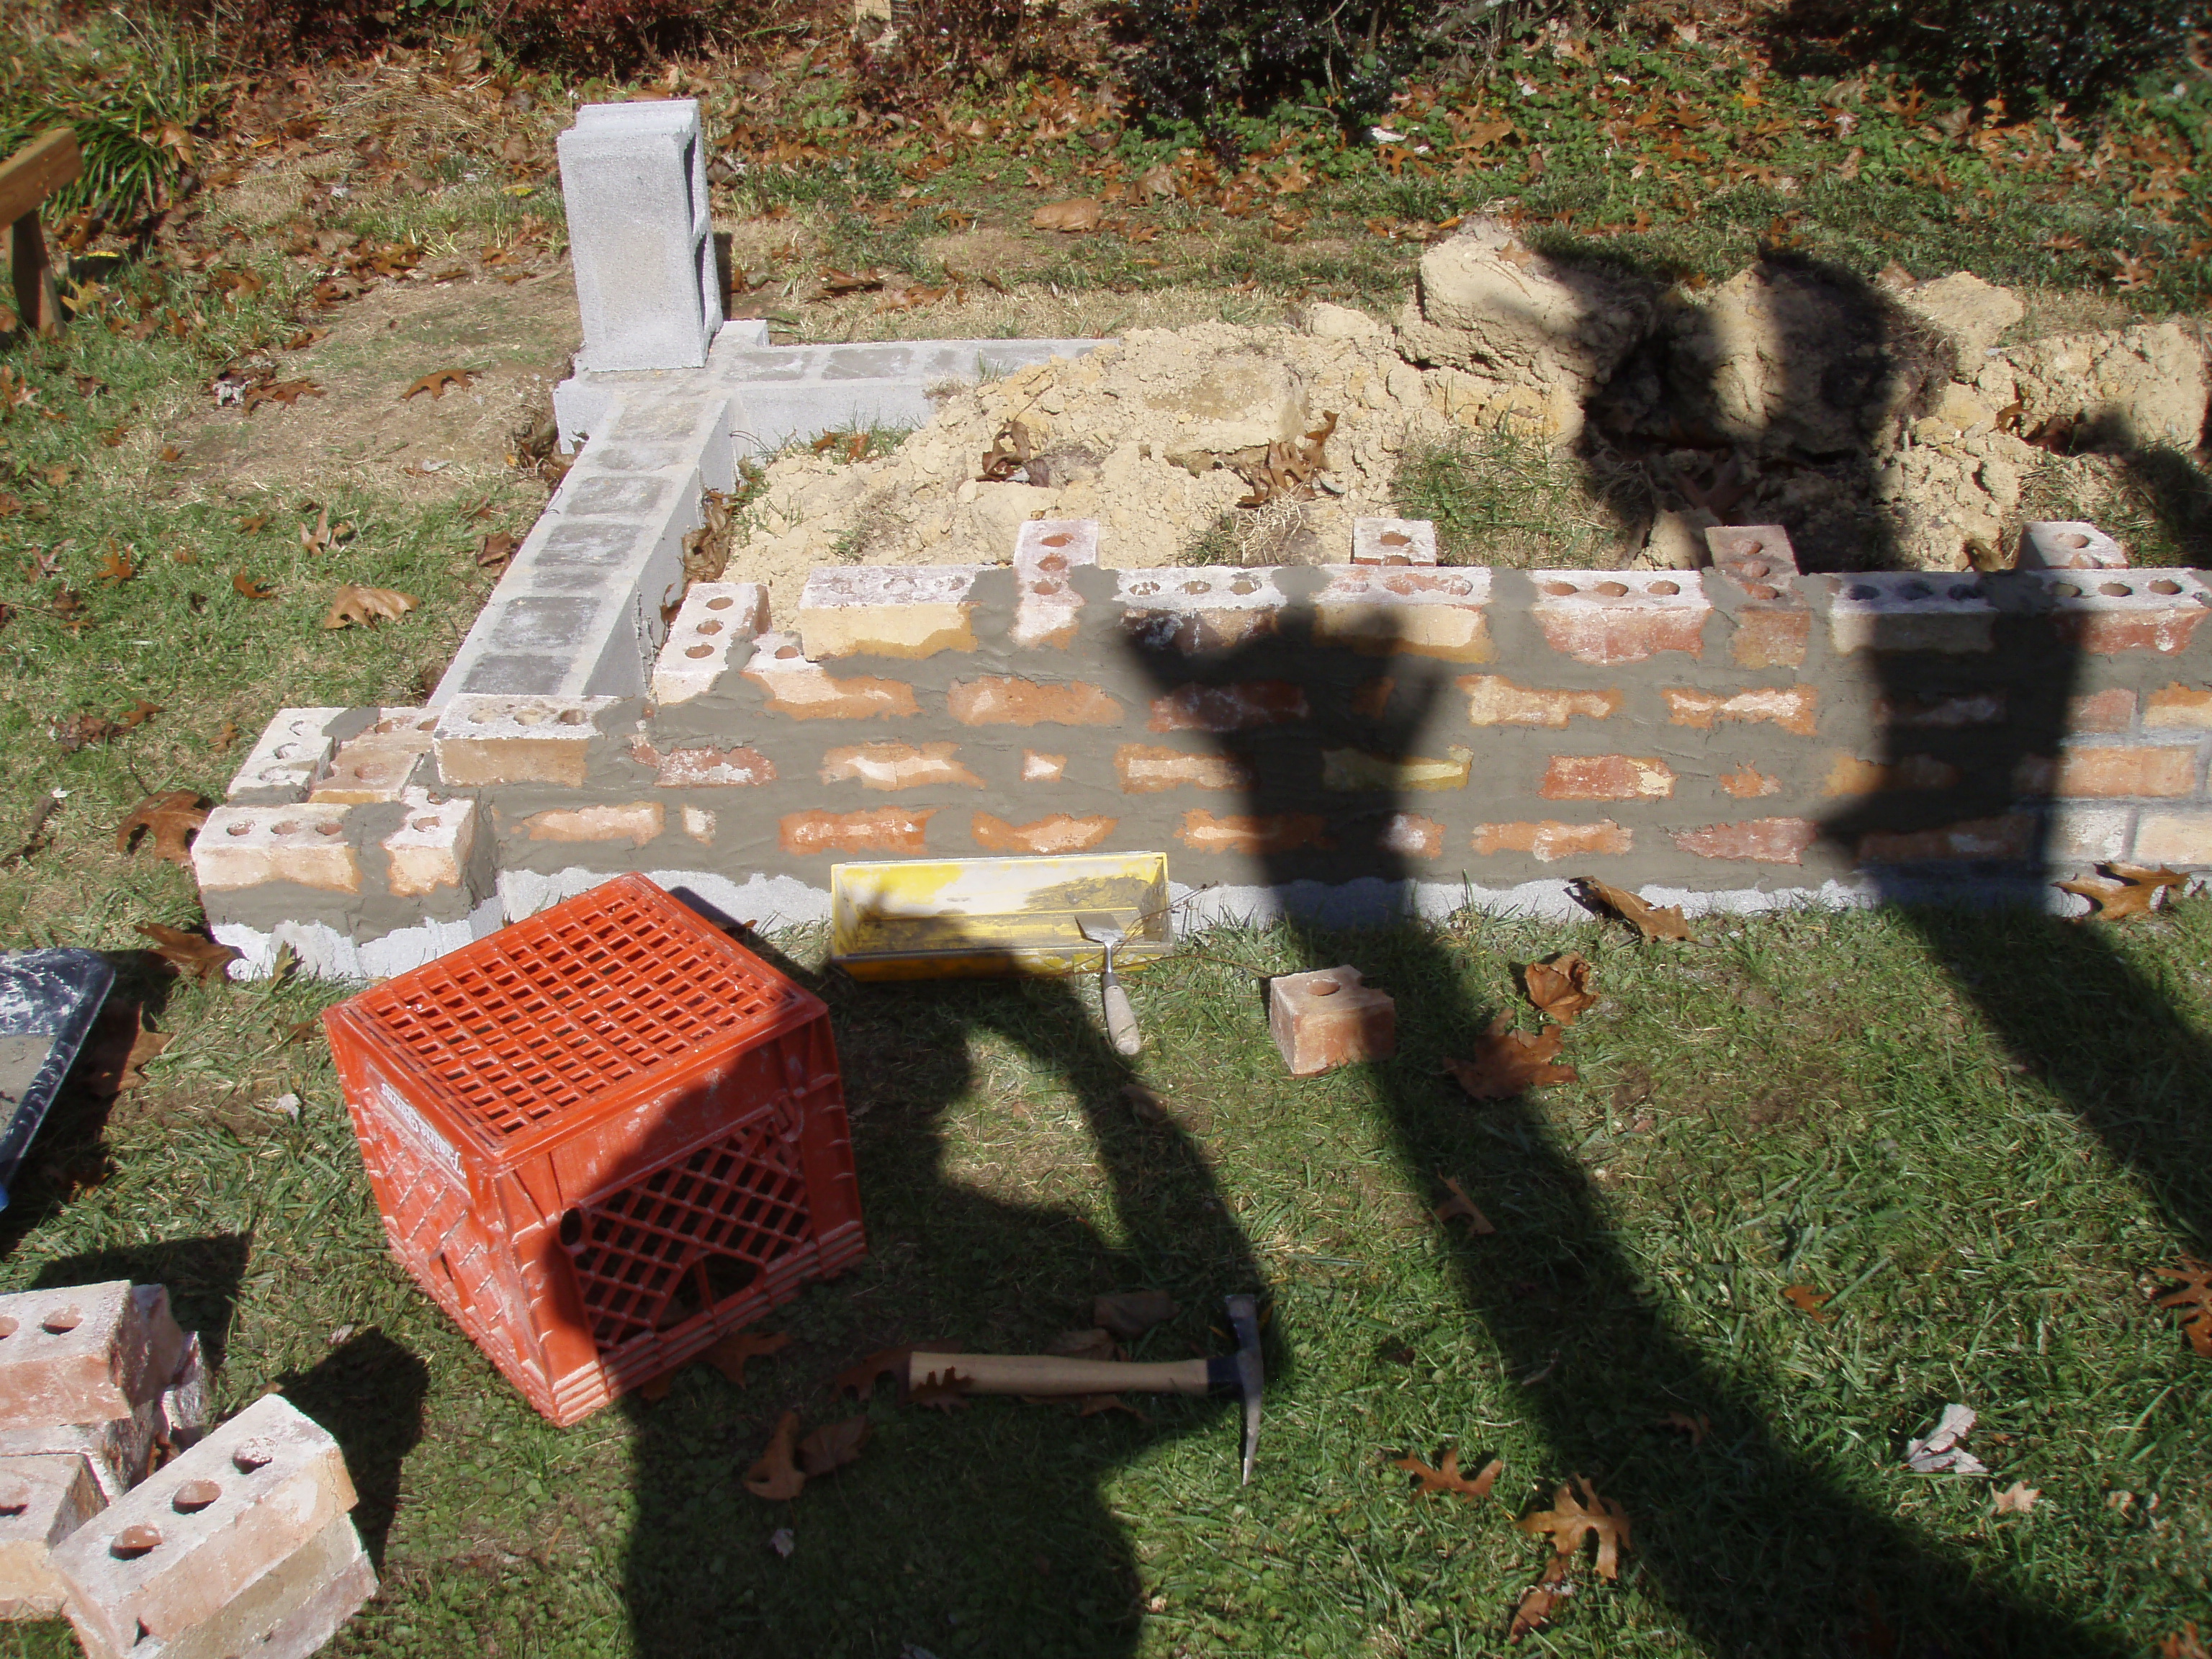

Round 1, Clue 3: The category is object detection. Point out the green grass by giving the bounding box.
[1393,426,1635,568]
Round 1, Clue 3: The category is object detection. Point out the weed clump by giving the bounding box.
[1812,0,2192,107]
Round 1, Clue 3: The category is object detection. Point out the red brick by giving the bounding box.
[0,1282,176,1431]
[947,677,1123,727]
[1672,817,1818,863]
[1020,750,1067,782]
[821,742,985,791]
[2144,684,2212,729]
[1873,692,2005,727]
[1721,763,1781,798]
[1148,682,1309,733]
[1351,678,1395,719]
[1824,753,1960,795]
[1457,675,1620,728]
[781,807,934,855]
[2055,608,2209,655]
[1174,811,1331,854]
[1269,967,1395,1076]
[1730,609,1811,670]
[2134,810,2212,864]
[519,804,663,846]
[1115,745,1253,793]
[2068,688,2136,734]
[1858,814,2034,863]
[649,745,776,787]
[1377,813,1444,858]
[743,643,920,720]
[971,811,1118,854]
[1540,755,1674,801]
[1665,685,1818,736]
[2013,746,2196,798]
[1471,820,1632,860]
[1532,581,1708,665]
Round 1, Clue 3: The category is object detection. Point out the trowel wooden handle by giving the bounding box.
[907,1352,1213,1396]
[1102,978,1143,1058]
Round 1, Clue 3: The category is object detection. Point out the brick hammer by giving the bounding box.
[904,1294,1265,1483]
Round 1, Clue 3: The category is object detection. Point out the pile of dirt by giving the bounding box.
[728,223,2209,603]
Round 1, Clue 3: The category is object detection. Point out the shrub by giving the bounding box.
[0,10,213,220]
[1820,0,2191,106]
[1115,0,1428,127]
[482,0,726,74]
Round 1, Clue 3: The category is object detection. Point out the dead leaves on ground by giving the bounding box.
[1032,197,1102,233]
[1393,1447,1501,1499]
[116,791,210,864]
[1574,877,1693,943]
[978,418,1035,482]
[233,570,276,601]
[53,700,161,752]
[1234,411,1337,509]
[2153,1256,2212,1356]
[1993,1480,2041,1514]
[2057,862,2188,920]
[1448,1014,1577,1100]
[703,1328,791,1387]
[241,380,323,415]
[323,585,418,630]
[1783,1284,1834,1322]
[1521,951,1598,1024]
[137,922,241,983]
[743,1410,807,1500]
[1434,1174,1496,1235]
[1092,1290,1176,1339]
[1511,1478,1632,1642]
[403,367,478,400]
[797,1416,871,1475]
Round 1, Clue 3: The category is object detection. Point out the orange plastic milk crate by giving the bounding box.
[323,874,865,1425]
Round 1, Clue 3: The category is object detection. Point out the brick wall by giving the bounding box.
[197,518,2212,974]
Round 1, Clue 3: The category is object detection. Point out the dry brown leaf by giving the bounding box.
[116,699,161,732]
[1046,1328,1119,1362]
[95,544,137,585]
[1032,197,1102,233]
[978,418,1034,482]
[242,380,321,414]
[797,1415,871,1476]
[2057,863,2188,921]
[236,512,269,533]
[1434,1174,1496,1235]
[1992,1480,2040,1514]
[1093,1290,1177,1339]
[743,1410,806,1500]
[831,1344,940,1401]
[909,1364,974,1411]
[1447,1015,1577,1100]
[637,1372,674,1402]
[137,922,241,984]
[1783,1285,1833,1323]
[403,367,477,400]
[116,791,210,864]
[117,1027,171,1092]
[298,508,353,555]
[233,570,276,600]
[1522,951,1599,1024]
[323,585,419,629]
[1076,1393,1144,1419]
[703,1328,790,1387]
[1393,1448,1501,1498]
[1509,1555,1572,1643]
[2160,1623,2210,1659]
[2152,1256,2212,1357]
[1519,1476,1631,1581]
[1576,878,1692,943]
[1658,1411,1710,1447]
[1122,1080,1172,1125]
[215,719,240,752]
[477,530,518,570]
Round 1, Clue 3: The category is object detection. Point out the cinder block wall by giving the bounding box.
[195,521,2212,974]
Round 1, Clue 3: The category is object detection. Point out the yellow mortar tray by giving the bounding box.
[829,853,1173,981]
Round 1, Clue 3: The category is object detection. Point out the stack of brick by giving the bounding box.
[49,1394,374,1659]
[0,1282,205,1620]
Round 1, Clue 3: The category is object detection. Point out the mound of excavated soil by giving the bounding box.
[726,228,2208,608]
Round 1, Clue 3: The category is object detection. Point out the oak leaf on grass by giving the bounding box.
[744,1410,806,1500]
[908,1363,974,1412]
[233,570,276,600]
[1992,1481,2040,1514]
[1573,877,1692,943]
[324,585,418,629]
[1782,1285,1833,1322]
[1032,197,1102,233]
[1519,1476,1631,1581]
[1393,1448,1501,1498]
[2058,863,2188,921]
[704,1329,789,1387]
[1657,1411,1710,1448]
[1434,1174,1495,1234]
[137,922,241,983]
[830,1342,953,1401]
[1521,951,1598,1023]
[2153,1256,2212,1357]
[1447,1015,1576,1100]
[797,1416,870,1477]
[403,367,477,400]
[1509,1554,1571,1642]
[1092,1290,1176,1339]
[116,791,210,864]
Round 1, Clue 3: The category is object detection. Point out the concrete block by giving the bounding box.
[798,566,984,660]
[1531,570,1711,665]
[192,806,359,895]
[1352,517,1438,566]
[1312,567,1492,661]
[433,696,615,787]
[226,711,349,804]
[652,583,770,703]
[50,1393,357,1658]
[0,1452,103,1620]
[0,1281,179,1431]
[1013,519,1097,648]
[1826,573,1995,654]
[2020,520,2128,570]
[66,1516,374,1659]
[559,101,715,372]
[381,791,481,899]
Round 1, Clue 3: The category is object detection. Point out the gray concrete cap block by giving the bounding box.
[558,122,709,372]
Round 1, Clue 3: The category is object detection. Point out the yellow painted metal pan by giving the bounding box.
[829,853,1172,981]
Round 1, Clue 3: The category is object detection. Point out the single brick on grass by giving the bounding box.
[1269,967,1396,1076]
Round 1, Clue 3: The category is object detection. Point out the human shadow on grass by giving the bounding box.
[279,1328,429,1570]
[619,928,1265,1659]
[28,1231,248,1372]
[1110,295,2153,1643]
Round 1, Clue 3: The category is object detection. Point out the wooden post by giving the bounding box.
[0,128,84,338]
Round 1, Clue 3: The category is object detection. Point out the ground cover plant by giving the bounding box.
[0,0,2209,1652]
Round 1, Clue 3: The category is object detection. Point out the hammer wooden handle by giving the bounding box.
[907,1352,1215,1396]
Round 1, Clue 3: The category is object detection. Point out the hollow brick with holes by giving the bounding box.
[1013,520,1095,649]
[320,876,866,1424]
[0,1453,103,1620]
[1531,573,1709,665]
[1269,967,1395,1076]
[652,583,770,706]
[971,811,1118,854]
[0,1281,183,1431]
[191,806,359,895]
[741,634,921,720]
[48,1393,361,1657]
[797,565,980,660]
[432,696,613,788]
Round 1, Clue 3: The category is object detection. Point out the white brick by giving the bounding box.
[381,791,480,899]
[652,583,770,703]
[0,1452,103,1619]
[433,696,613,787]
[226,711,347,803]
[191,806,358,895]
[1352,516,1438,565]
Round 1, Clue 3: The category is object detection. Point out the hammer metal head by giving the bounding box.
[1225,1293,1262,1485]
